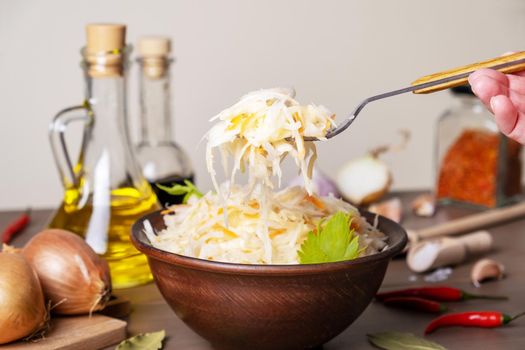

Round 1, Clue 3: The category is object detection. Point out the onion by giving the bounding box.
[336,130,410,205]
[337,154,392,205]
[22,229,111,315]
[0,253,47,344]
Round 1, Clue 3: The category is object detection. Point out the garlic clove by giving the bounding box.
[411,193,436,217]
[336,155,392,205]
[471,258,505,288]
[368,197,402,223]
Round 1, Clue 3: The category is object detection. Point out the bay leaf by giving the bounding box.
[115,330,166,350]
[367,331,447,350]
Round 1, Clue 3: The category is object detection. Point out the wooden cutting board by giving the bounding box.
[2,314,127,350]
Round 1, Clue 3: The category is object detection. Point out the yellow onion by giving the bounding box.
[0,253,47,344]
[22,229,111,315]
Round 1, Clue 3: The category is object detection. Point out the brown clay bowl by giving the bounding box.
[131,211,407,350]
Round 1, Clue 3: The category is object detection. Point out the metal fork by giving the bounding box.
[302,51,525,142]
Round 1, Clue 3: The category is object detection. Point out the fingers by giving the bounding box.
[469,69,525,112]
[506,74,525,94]
[469,71,509,111]
[469,68,508,85]
[490,95,518,135]
[468,68,525,144]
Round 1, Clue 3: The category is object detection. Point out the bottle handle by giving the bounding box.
[49,105,93,188]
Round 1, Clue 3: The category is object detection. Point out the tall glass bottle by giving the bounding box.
[48,24,159,288]
[135,37,193,207]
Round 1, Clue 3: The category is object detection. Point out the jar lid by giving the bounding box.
[450,84,474,96]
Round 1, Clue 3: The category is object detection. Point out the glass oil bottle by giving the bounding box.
[135,37,193,207]
[48,24,160,288]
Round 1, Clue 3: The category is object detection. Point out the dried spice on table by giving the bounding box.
[368,332,446,350]
[115,330,165,350]
[437,129,522,207]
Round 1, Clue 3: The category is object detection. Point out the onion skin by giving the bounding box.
[0,253,47,344]
[22,229,111,315]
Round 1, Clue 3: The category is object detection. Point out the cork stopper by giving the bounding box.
[138,37,171,79]
[86,24,126,53]
[85,23,127,77]
[138,37,171,57]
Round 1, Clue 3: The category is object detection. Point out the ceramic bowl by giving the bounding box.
[131,211,407,350]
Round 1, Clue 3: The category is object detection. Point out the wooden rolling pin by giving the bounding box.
[406,201,525,247]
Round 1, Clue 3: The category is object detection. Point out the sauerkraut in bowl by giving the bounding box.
[144,88,387,265]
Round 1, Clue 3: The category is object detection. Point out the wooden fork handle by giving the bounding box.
[411,51,525,94]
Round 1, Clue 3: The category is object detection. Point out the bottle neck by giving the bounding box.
[138,58,172,146]
[82,48,130,129]
[85,74,129,131]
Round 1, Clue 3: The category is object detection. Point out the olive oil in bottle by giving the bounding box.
[48,24,160,288]
[135,37,194,207]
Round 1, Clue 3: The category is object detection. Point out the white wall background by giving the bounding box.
[1,0,524,210]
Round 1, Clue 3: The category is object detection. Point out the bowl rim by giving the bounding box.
[131,210,407,276]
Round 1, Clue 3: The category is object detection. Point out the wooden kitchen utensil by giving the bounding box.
[407,230,493,273]
[407,201,525,247]
[3,315,126,350]
[301,51,525,141]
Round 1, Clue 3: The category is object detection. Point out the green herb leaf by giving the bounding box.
[156,180,203,204]
[367,332,447,350]
[115,330,166,350]
[298,211,362,264]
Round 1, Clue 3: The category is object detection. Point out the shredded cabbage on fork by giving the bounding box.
[206,88,335,195]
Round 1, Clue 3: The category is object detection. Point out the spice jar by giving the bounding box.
[435,85,522,208]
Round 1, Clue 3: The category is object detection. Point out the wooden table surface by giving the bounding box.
[2,192,525,350]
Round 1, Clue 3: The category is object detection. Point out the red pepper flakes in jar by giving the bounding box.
[435,86,522,208]
[437,130,521,207]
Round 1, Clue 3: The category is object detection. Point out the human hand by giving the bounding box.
[468,68,525,144]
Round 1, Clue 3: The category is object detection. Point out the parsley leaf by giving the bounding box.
[156,180,203,204]
[298,211,362,264]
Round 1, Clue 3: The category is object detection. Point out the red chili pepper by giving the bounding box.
[376,286,507,302]
[2,209,31,244]
[382,296,447,313]
[425,311,525,334]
